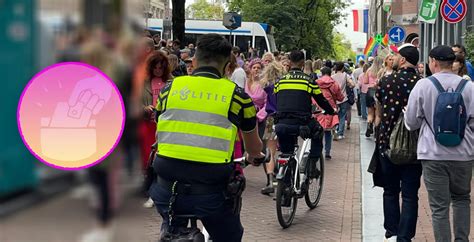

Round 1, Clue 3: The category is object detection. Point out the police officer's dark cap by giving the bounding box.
[429,45,456,61]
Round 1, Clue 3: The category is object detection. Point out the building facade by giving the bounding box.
[145,0,167,19]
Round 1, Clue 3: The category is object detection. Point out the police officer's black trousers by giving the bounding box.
[149,181,243,242]
[275,121,323,159]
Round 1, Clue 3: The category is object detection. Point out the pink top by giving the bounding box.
[359,73,369,94]
[245,82,267,122]
[366,72,377,89]
[151,77,166,106]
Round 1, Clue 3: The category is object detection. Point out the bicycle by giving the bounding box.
[275,133,325,228]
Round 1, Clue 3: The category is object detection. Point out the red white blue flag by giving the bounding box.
[352,9,369,33]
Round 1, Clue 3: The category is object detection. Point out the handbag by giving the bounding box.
[387,113,419,165]
[345,74,355,105]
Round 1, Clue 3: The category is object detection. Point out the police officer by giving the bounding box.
[274,50,335,191]
[149,34,264,242]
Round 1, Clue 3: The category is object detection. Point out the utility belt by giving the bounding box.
[156,175,226,195]
[157,166,246,215]
[275,112,312,124]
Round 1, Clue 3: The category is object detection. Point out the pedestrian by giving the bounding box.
[363,56,383,137]
[331,62,355,140]
[232,46,244,67]
[149,33,265,242]
[303,60,313,76]
[141,51,172,208]
[452,44,474,80]
[312,59,323,79]
[344,63,355,130]
[262,52,275,66]
[405,45,474,242]
[168,54,185,77]
[171,39,181,57]
[188,43,195,57]
[179,48,191,61]
[79,40,121,242]
[358,64,370,120]
[260,61,285,195]
[273,51,281,62]
[453,54,472,81]
[184,58,194,75]
[417,63,425,77]
[353,60,365,117]
[152,34,161,46]
[315,67,344,160]
[230,53,247,88]
[379,54,394,77]
[245,58,267,149]
[369,44,422,242]
[281,58,291,73]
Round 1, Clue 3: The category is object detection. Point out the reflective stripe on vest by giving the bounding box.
[274,79,321,95]
[157,76,237,164]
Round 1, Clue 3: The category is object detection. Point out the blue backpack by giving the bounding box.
[425,76,468,147]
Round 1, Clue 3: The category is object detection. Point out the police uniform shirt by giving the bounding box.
[275,68,334,123]
[154,66,257,185]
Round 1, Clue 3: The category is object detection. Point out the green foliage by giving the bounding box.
[331,32,356,61]
[187,0,225,20]
[228,0,347,59]
[465,26,474,61]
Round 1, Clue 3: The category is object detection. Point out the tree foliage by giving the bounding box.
[331,32,356,61]
[465,27,474,60]
[228,0,347,59]
[187,0,224,20]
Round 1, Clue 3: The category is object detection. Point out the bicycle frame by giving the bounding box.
[276,138,311,194]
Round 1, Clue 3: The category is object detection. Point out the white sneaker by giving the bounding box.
[383,235,397,242]
[143,197,154,208]
[80,228,112,242]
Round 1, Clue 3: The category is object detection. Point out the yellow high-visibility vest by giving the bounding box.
[157,75,238,164]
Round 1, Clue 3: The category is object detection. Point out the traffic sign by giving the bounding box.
[223,12,242,30]
[356,55,365,63]
[440,0,467,24]
[388,26,406,44]
[418,0,440,24]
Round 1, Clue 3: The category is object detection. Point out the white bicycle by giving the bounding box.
[275,135,325,228]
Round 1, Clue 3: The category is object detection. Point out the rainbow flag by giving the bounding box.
[363,37,375,56]
[371,44,380,57]
[382,34,389,47]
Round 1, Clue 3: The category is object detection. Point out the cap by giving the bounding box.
[180,48,191,53]
[429,45,456,61]
[183,58,193,63]
[393,43,419,66]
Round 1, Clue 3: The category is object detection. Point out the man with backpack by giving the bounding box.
[405,45,474,242]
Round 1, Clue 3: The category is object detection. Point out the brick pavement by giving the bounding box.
[2,119,363,241]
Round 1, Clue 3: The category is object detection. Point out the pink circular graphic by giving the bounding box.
[17,62,125,170]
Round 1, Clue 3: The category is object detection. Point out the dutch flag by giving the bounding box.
[352,9,369,33]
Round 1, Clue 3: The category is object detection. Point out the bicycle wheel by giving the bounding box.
[305,154,324,209]
[276,160,298,228]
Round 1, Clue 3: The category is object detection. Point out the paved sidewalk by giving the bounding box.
[359,118,474,242]
[2,113,363,241]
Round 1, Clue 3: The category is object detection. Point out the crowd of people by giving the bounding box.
[55,26,474,242]
[364,43,474,242]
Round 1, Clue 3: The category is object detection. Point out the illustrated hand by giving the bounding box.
[68,74,112,115]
